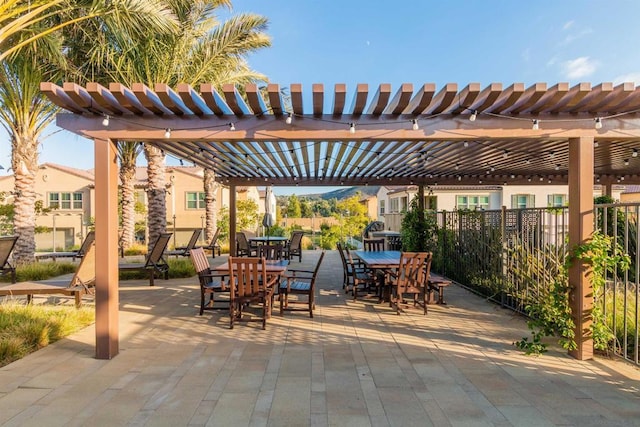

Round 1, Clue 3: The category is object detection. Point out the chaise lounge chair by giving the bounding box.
[35,231,95,261]
[0,241,96,307]
[119,232,171,286]
[165,229,201,258]
[0,235,18,283]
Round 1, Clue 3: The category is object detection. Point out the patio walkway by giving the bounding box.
[1,250,639,426]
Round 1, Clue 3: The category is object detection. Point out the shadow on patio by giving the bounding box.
[1,250,639,426]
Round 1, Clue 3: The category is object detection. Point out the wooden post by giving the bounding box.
[568,136,594,360]
[94,138,119,359]
[229,184,237,256]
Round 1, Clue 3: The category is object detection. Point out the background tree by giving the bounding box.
[335,194,368,246]
[287,194,302,217]
[216,199,260,241]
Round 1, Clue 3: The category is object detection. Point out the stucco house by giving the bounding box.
[0,163,262,251]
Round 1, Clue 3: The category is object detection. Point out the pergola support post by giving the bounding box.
[568,136,594,360]
[94,138,119,359]
[229,184,237,256]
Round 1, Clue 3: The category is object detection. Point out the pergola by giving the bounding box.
[42,81,640,361]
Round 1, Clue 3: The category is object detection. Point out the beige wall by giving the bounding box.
[0,164,93,250]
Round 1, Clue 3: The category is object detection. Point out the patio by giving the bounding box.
[1,250,639,426]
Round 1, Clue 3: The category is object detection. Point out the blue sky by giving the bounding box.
[2,0,639,196]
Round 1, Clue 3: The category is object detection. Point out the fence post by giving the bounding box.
[501,205,507,307]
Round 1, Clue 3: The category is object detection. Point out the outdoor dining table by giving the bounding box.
[351,250,451,304]
[213,259,289,277]
[248,236,289,245]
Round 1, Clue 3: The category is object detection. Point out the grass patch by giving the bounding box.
[0,303,94,367]
[123,243,147,256]
[0,262,77,283]
[118,258,195,280]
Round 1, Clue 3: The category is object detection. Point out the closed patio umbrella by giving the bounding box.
[262,186,276,241]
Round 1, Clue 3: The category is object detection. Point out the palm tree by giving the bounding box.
[203,168,219,243]
[118,142,143,252]
[0,1,176,262]
[105,0,271,250]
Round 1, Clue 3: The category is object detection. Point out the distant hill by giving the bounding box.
[317,186,380,200]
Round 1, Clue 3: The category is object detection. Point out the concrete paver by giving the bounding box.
[1,250,639,426]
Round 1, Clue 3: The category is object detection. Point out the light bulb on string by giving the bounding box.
[285,113,293,125]
[164,128,171,139]
[633,149,638,158]
[228,122,236,131]
[102,115,110,126]
[532,119,539,130]
[349,123,356,134]
[469,110,477,122]
[411,119,419,130]
[595,117,603,129]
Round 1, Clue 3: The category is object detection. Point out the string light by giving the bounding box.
[349,123,356,134]
[469,110,477,122]
[228,122,236,131]
[532,119,539,130]
[633,149,638,158]
[463,141,469,148]
[411,119,419,130]
[164,128,171,139]
[624,159,630,166]
[102,115,109,126]
[285,113,293,125]
[595,117,603,129]
[503,150,509,158]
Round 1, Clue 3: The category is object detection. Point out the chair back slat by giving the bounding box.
[237,232,250,251]
[396,252,432,293]
[70,242,96,287]
[0,236,18,266]
[289,231,303,250]
[229,256,264,297]
[258,243,284,260]
[184,229,202,250]
[146,233,172,266]
[363,238,385,252]
[76,231,96,257]
[189,247,210,276]
[208,228,220,248]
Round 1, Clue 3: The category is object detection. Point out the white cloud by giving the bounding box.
[560,28,593,46]
[613,73,640,85]
[563,20,574,30]
[562,57,597,79]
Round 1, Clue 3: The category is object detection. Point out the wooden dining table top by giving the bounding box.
[351,250,401,269]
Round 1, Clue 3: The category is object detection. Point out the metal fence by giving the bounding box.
[431,204,639,365]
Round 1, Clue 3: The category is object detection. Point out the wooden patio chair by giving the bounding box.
[337,242,376,300]
[119,232,171,286]
[202,228,221,257]
[363,238,385,252]
[165,229,201,258]
[228,256,278,329]
[284,230,304,262]
[189,247,229,314]
[258,243,285,260]
[236,232,256,257]
[0,242,96,307]
[279,251,325,317]
[388,252,432,315]
[35,230,95,261]
[0,235,18,283]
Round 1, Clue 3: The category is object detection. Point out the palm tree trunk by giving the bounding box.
[120,160,137,251]
[11,132,38,264]
[203,168,218,241]
[144,144,166,251]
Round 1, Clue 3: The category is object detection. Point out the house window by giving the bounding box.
[548,194,567,207]
[48,192,83,210]
[186,192,206,209]
[400,196,408,212]
[456,195,489,210]
[389,198,399,213]
[511,194,535,209]
[379,200,385,215]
